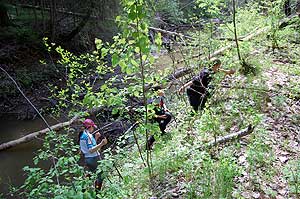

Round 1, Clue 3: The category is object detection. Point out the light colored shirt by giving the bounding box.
[80,130,100,158]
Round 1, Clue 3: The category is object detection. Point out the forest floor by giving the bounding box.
[233,49,300,199]
[134,41,300,198]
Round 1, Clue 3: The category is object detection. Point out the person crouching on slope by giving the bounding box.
[147,89,172,150]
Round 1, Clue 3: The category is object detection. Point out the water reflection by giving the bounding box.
[0,117,60,198]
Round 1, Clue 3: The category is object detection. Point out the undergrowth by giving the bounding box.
[14,1,300,198]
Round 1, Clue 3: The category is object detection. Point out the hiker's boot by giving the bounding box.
[94,179,102,192]
[146,135,155,150]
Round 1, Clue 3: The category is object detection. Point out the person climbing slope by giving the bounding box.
[179,59,235,112]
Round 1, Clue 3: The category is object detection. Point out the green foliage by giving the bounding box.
[16,0,300,198]
[187,154,240,199]
[246,129,274,168]
[193,0,226,19]
[284,159,300,197]
[152,0,184,24]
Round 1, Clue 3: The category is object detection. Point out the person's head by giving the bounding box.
[83,119,97,132]
[157,89,165,97]
[211,59,222,72]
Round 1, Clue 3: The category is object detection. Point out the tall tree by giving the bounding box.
[284,0,291,16]
[50,0,57,41]
[296,0,300,17]
[232,0,242,62]
[0,1,10,27]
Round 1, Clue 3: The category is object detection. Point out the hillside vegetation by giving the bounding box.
[1,0,300,198]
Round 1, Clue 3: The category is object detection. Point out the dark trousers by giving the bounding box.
[155,111,172,134]
[147,111,172,149]
[187,88,208,112]
[85,156,103,184]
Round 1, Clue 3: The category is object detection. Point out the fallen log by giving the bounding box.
[166,68,193,81]
[146,26,194,40]
[176,14,295,65]
[197,124,255,150]
[177,26,269,64]
[0,115,80,151]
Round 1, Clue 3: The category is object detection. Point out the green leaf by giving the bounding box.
[128,9,137,20]
[119,60,127,72]
[101,84,108,91]
[130,59,138,67]
[112,54,119,66]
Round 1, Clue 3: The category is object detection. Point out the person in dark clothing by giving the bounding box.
[179,59,235,112]
[147,89,172,150]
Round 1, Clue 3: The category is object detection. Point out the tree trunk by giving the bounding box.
[0,115,80,151]
[0,2,10,27]
[60,0,94,42]
[232,0,242,62]
[197,125,255,150]
[284,0,291,17]
[296,0,300,17]
[50,0,56,41]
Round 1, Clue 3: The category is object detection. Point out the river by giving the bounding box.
[0,117,61,197]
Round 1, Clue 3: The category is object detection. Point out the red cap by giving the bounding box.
[83,119,97,129]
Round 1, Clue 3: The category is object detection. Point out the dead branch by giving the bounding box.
[166,68,193,81]
[177,27,269,64]
[197,124,255,150]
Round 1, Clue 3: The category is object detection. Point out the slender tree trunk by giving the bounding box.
[41,0,46,32]
[135,0,152,178]
[296,0,300,17]
[15,4,18,16]
[284,0,291,17]
[232,0,242,62]
[208,20,213,60]
[50,0,56,41]
[33,0,38,28]
[0,2,10,27]
[133,130,147,167]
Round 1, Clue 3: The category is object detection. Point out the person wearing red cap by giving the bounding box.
[79,118,107,191]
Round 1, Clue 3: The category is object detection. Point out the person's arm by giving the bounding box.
[155,114,167,119]
[89,138,108,153]
[161,97,169,112]
[94,132,101,141]
[218,68,235,75]
[163,103,169,112]
[178,80,193,94]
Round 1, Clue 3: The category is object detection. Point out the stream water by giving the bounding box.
[0,117,61,197]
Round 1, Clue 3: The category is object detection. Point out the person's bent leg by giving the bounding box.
[160,112,172,134]
[85,156,103,191]
[199,94,208,111]
[187,90,201,113]
[146,135,155,150]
